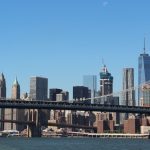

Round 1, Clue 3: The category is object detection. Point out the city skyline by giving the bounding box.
[0,0,150,98]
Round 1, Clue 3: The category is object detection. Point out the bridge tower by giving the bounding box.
[27,109,41,137]
[27,76,49,137]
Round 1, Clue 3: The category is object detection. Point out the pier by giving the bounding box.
[67,132,150,139]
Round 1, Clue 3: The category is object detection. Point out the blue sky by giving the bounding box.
[0,0,150,98]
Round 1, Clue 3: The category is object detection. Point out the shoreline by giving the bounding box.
[42,132,150,139]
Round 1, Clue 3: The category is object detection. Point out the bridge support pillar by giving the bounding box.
[27,109,41,137]
[27,124,41,137]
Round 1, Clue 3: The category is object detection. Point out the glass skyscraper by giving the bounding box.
[138,49,150,105]
[83,75,97,101]
[100,65,113,96]
[95,65,114,104]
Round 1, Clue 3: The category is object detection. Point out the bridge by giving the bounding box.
[1,98,150,137]
[0,99,150,114]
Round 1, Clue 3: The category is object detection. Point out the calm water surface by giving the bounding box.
[0,137,150,150]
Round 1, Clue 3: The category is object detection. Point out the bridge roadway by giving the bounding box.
[0,99,150,114]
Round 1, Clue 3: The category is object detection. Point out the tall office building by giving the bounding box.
[73,86,89,101]
[49,88,62,101]
[83,75,97,103]
[138,39,150,106]
[100,65,113,96]
[122,68,135,120]
[122,68,135,106]
[30,76,48,100]
[5,78,24,131]
[0,73,6,130]
[30,76,48,126]
[0,73,6,98]
[99,65,119,124]
[11,77,20,99]
[141,84,150,107]
[11,78,20,130]
[56,91,69,102]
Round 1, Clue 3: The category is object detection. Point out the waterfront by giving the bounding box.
[0,137,150,150]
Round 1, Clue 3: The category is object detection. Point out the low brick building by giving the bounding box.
[124,118,141,134]
[97,120,114,133]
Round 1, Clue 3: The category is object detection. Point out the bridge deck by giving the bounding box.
[0,99,150,114]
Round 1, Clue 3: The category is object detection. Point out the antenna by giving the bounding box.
[102,58,105,66]
[143,37,146,54]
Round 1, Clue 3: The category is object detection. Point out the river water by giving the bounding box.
[0,137,150,150]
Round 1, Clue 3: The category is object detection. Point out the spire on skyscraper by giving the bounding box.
[0,72,6,98]
[13,77,19,86]
[0,73,5,81]
[140,38,149,56]
[102,64,108,73]
[143,37,146,54]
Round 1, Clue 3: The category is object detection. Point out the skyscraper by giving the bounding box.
[0,73,6,130]
[83,75,97,102]
[12,77,20,99]
[29,76,48,126]
[141,84,150,107]
[73,86,89,101]
[56,91,69,102]
[0,73,6,98]
[100,65,113,96]
[122,68,135,120]
[49,88,62,101]
[30,76,48,100]
[138,39,150,105]
[122,68,135,106]
[99,65,119,124]
[5,78,24,131]
[12,77,20,130]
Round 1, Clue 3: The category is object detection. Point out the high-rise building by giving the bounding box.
[11,78,21,130]
[122,68,135,106]
[12,77,20,99]
[73,86,89,101]
[138,39,150,105]
[0,73,6,130]
[0,73,6,98]
[83,75,97,102]
[140,84,150,107]
[5,78,25,131]
[30,76,48,100]
[100,65,113,96]
[98,65,119,124]
[122,68,135,121]
[49,88,62,101]
[29,76,48,126]
[96,64,113,104]
[56,91,69,102]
